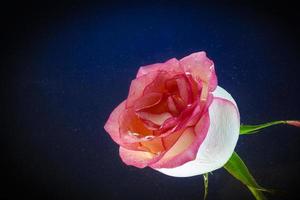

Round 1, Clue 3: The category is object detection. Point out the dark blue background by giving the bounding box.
[3,1,300,199]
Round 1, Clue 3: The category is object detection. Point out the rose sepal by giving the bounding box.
[223,152,274,200]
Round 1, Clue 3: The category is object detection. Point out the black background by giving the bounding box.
[3,1,300,199]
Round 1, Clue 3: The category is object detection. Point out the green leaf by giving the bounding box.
[203,173,208,200]
[224,152,272,200]
[240,120,287,135]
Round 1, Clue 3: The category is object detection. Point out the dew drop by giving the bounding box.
[145,135,154,140]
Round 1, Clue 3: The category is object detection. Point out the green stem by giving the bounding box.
[203,173,208,200]
[240,120,293,135]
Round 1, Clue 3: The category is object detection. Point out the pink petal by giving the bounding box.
[118,108,153,143]
[161,129,184,150]
[137,112,173,126]
[171,94,186,112]
[180,51,217,91]
[154,117,179,136]
[176,76,191,105]
[212,86,237,108]
[126,72,158,108]
[136,58,183,78]
[167,96,179,115]
[119,147,164,168]
[142,71,173,95]
[150,112,210,168]
[104,101,126,145]
[134,92,163,112]
[140,137,165,154]
[104,101,144,150]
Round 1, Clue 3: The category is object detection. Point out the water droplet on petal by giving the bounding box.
[145,135,154,140]
[128,131,140,137]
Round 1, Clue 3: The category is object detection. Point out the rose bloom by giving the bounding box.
[104,52,240,177]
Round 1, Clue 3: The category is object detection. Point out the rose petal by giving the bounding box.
[212,86,237,108]
[176,76,191,105]
[139,94,169,114]
[154,117,179,136]
[104,101,126,144]
[119,108,153,143]
[150,113,209,168]
[186,73,199,101]
[140,137,165,154]
[161,128,195,159]
[119,147,164,168]
[154,90,240,177]
[134,92,163,112]
[104,101,141,150]
[180,51,217,91]
[142,71,179,96]
[171,94,186,112]
[137,112,173,126]
[137,58,183,78]
[167,96,178,115]
[161,129,184,150]
[126,72,158,108]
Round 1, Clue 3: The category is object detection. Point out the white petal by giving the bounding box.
[155,86,240,177]
[212,86,237,108]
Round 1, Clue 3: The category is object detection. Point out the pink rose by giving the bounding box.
[104,51,240,177]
